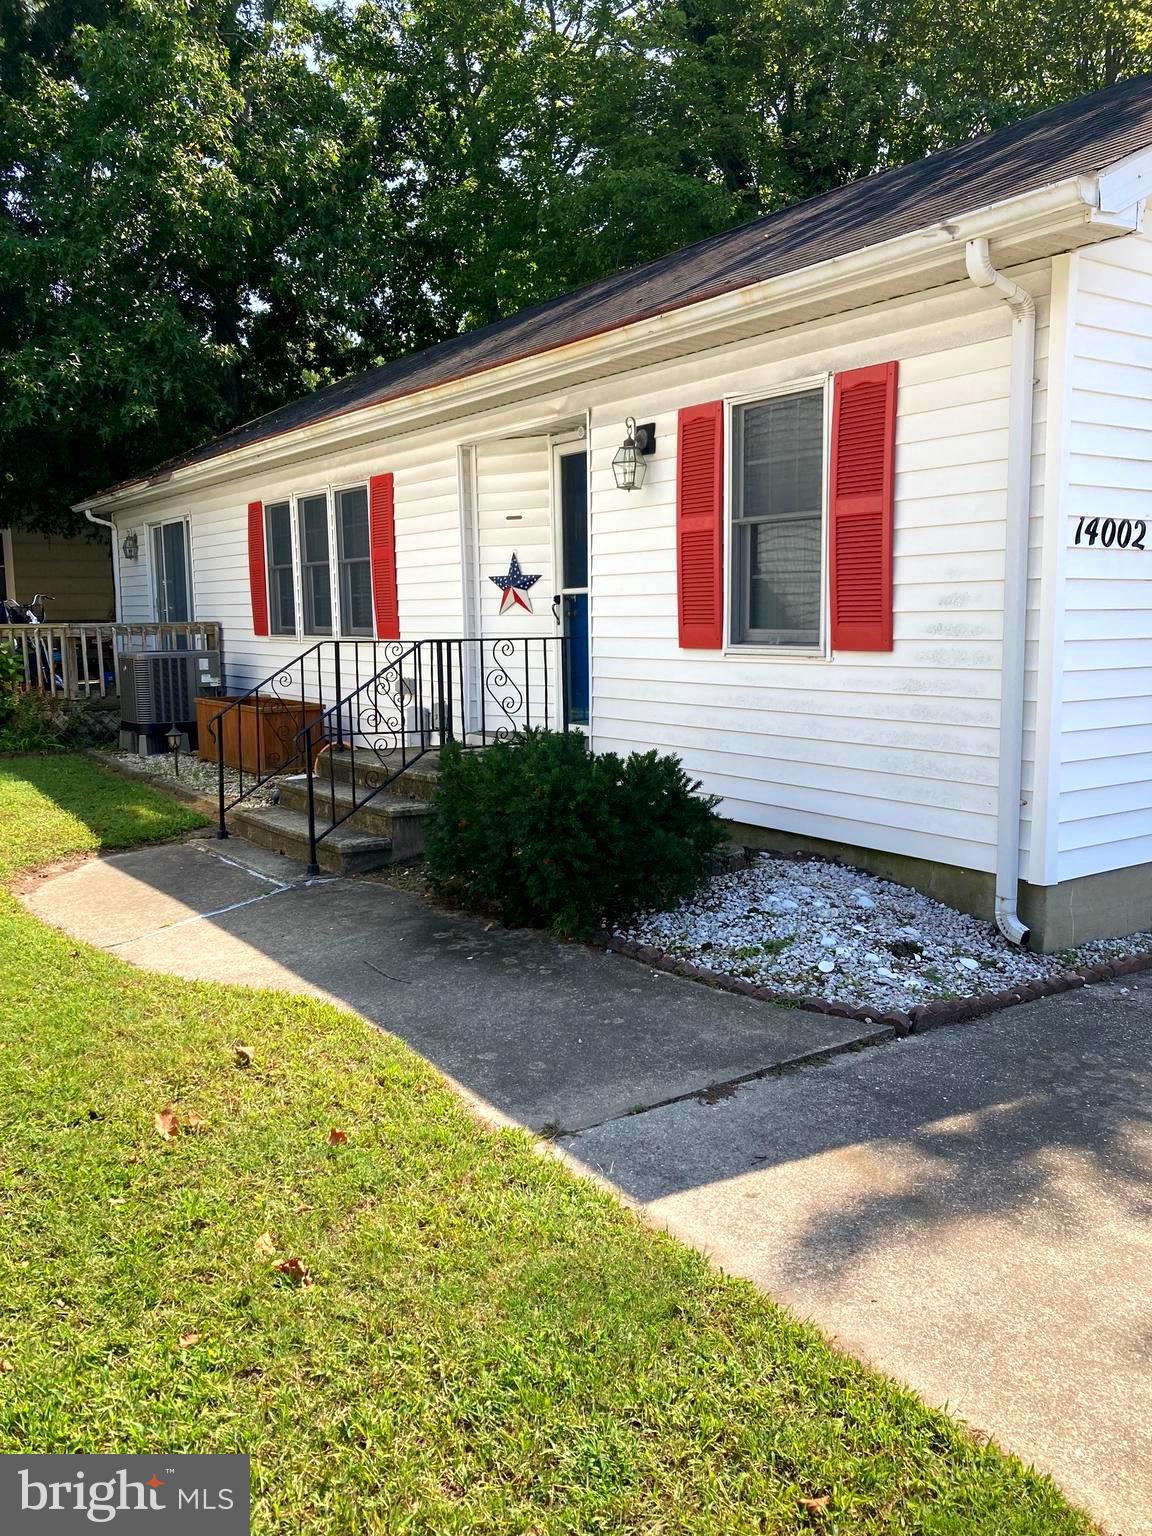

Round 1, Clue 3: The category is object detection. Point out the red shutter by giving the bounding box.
[247,499,269,637]
[368,472,399,640]
[677,401,724,648]
[829,362,898,651]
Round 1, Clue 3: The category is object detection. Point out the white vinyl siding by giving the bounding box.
[1056,233,1152,881]
[585,267,1051,875]
[111,260,1060,877]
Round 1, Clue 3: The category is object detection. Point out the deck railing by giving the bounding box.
[0,622,222,700]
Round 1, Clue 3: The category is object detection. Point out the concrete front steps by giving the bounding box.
[228,748,439,875]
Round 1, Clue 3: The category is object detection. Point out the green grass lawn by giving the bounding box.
[0,754,1095,1534]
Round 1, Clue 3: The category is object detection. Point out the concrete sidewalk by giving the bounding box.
[22,833,1151,1532]
[20,834,881,1133]
[561,977,1152,1535]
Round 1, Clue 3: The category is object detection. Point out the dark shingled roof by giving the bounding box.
[115,72,1152,491]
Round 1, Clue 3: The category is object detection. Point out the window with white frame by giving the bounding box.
[731,387,824,648]
[150,518,192,622]
[296,492,333,636]
[264,485,377,639]
[264,501,296,636]
[335,485,373,637]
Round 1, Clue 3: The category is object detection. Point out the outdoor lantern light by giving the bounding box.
[611,417,656,491]
[121,530,139,561]
[165,725,183,775]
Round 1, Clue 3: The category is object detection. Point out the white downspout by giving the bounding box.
[964,237,1034,946]
[83,505,122,621]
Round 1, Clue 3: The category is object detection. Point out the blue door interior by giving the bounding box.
[565,593,590,726]
[558,451,590,726]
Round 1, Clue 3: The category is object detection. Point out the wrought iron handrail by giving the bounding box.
[297,641,419,872]
[210,641,329,839]
[296,636,565,875]
[210,636,450,840]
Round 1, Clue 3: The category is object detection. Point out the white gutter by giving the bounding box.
[83,506,122,622]
[964,237,1036,947]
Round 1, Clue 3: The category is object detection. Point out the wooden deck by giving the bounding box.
[1,622,221,700]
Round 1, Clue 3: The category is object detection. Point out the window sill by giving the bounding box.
[723,646,829,662]
[259,633,378,643]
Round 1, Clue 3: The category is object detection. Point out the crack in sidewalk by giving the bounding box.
[555,1027,895,1139]
[105,843,338,950]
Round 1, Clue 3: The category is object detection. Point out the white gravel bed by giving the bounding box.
[110,751,281,807]
[616,854,1152,1011]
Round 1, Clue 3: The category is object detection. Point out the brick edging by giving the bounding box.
[596,930,1152,1034]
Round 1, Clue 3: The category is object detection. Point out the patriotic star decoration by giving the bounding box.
[490,552,542,615]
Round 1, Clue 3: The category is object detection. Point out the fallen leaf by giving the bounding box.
[327,1128,348,1145]
[182,1111,209,1134]
[253,1231,277,1257]
[799,1496,830,1515]
[178,1332,200,1349]
[234,1045,254,1069]
[154,1108,180,1141]
[272,1257,314,1289]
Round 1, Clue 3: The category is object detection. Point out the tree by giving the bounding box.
[0,0,390,532]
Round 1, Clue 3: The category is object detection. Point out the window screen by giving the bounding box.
[265,501,295,636]
[296,493,332,635]
[151,520,191,623]
[732,390,824,647]
[336,485,373,636]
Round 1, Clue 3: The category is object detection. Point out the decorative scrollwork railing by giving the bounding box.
[296,636,567,874]
[210,637,420,838]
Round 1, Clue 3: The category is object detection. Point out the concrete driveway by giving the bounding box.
[20,832,1152,1533]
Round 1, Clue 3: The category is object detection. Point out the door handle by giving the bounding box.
[551,594,562,626]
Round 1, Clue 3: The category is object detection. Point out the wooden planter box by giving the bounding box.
[196,695,240,766]
[197,695,323,775]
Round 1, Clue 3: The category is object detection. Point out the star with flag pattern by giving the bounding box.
[490,552,542,615]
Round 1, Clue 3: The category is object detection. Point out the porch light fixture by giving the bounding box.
[165,725,183,775]
[612,418,656,491]
[121,530,139,561]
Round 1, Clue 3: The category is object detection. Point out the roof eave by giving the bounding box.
[75,170,1142,517]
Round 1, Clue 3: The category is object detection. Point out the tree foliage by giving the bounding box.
[2,0,1151,531]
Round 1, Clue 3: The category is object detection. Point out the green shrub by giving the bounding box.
[0,647,22,727]
[0,686,68,753]
[425,729,726,936]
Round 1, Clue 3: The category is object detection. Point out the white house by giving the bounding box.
[78,76,1152,951]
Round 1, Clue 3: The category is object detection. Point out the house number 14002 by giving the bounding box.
[1073,516,1147,549]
